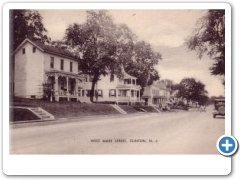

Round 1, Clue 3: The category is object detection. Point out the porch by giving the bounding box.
[116,86,141,105]
[46,70,85,102]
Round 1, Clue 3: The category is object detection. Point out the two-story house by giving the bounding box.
[142,81,169,106]
[13,38,85,101]
[78,70,141,105]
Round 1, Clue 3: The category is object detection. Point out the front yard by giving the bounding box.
[11,98,120,118]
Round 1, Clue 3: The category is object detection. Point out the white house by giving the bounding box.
[13,38,85,101]
[78,70,141,105]
[13,39,141,104]
[142,82,170,106]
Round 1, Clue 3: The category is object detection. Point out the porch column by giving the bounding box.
[66,77,69,101]
[138,90,140,101]
[76,79,79,101]
[116,89,118,104]
[54,75,59,102]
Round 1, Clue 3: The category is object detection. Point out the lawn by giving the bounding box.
[132,106,159,113]
[10,107,40,122]
[118,105,139,114]
[11,98,120,118]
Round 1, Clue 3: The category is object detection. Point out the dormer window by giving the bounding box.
[33,47,36,53]
[22,48,25,54]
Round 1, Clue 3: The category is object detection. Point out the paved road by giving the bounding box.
[10,107,224,154]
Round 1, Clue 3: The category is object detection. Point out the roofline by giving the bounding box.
[214,99,225,101]
[13,38,79,62]
[123,76,137,79]
[12,38,44,55]
[43,50,79,62]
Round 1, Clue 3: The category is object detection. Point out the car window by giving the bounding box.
[215,101,225,106]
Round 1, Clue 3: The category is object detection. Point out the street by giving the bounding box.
[10,106,224,154]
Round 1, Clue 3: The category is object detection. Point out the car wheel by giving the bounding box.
[218,106,225,116]
[213,114,216,118]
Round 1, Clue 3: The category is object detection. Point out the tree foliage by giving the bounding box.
[174,78,209,105]
[186,10,225,81]
[10,10,50,52]
[64,10,137,102]
[125,41,161,95]
[64,10,161,101]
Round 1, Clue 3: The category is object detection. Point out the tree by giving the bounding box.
[186,10,225,84]
[64,10,136,102]
[125,41,161,95]
[10,10,50,52]
[174,78,208,105]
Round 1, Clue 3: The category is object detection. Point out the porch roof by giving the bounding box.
[153,95,167,99]
[142,95,151,98]
[116,84,141,90]
[46,70,86,80]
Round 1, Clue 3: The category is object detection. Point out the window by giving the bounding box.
[124,79,131,84]
[50,57,54,68]
[109,89,116,97]
[78,87,82,97]
[30,95,36,99]
[86,90,90,97]
[70,62,73,72]
[33,47,36,53]
[22,48,25,54]
[132,79,135,85]
[97,90,103,97]
[61,59,64,70]
[131,90,134,97]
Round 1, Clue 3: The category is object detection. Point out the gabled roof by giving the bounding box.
[121,67,137,79]
[153,82,167,90]
[13,38,78,61]
[123,71,137,79]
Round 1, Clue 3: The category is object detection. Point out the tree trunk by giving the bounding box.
[90,75,99,103]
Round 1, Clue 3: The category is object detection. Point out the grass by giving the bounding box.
[10,107,40,122]
[132,106,159,113]
[11,98,120,118]
[118,105,139,114]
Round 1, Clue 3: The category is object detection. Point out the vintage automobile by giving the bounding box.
[212,99,225,118]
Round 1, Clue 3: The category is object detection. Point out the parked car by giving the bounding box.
[212,99,225,118]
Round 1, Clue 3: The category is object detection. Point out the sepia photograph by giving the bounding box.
[9,8,226,155]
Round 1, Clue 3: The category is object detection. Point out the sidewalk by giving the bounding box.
[10,112,155,129]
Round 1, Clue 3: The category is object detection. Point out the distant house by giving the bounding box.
[13,38,85,101]
[13,38,141,104]
[142,82,170,106]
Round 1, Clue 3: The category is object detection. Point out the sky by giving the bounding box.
[38,9,225,97]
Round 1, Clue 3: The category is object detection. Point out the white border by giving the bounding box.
[3,3,231,175]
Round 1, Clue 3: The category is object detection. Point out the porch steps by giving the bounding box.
[140,108,148,112]
[110,104,127,114]
[150,105,161,113]
[28,107,55,121]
